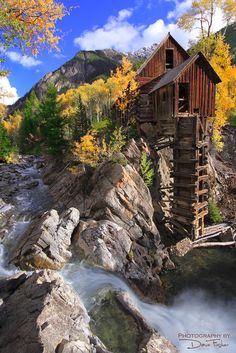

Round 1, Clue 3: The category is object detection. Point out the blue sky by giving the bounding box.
[0,0,225,104]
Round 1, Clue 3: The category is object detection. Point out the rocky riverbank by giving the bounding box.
[11,142,174,300]
[0,133,236,353]
[0,153,178,353]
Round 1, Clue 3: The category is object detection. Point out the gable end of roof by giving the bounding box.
[136,33,189,75]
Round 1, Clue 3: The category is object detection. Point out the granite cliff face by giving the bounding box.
[8,45,157,114]
[8,49,124,113]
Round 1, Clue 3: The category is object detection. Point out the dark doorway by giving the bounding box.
[166,49,174,70]
[178,83,189,112]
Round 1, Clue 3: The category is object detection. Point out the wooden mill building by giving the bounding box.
[135,33,221,239]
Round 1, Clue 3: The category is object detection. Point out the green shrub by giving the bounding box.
[109,127,126,153]
[208,199,223,224]
[230,115,236,126]
[91,118,111,132]
[127,248,134,261]
[110,155,128,167]
[140,152,155,187]
[0,122,12,161]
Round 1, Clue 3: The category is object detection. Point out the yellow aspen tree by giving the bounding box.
[210,36,236,148]
[177,0,236,38]
[59,89,79,118]
[107,57,138,112]
[3,111,22,144]
[73,132,100,167]
[0,0,72,54]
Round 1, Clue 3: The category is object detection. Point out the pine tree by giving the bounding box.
[71,95,90,141]
[0,122,12,161]
[18,90,40,153]
[39,84,66,156]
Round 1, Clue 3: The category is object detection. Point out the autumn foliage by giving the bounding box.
[178,0,236,149]
[3,111,22,143]
[73,132,100,167]
[0,0,70,54]
[210,36,236,148]
[59,57,138,122]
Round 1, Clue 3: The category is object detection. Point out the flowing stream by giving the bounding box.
[0,159,236,353]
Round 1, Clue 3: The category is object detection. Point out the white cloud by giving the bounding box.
[117,9,133,21]
[167,0,225,32]
[74,8,141,52]
[74,8,198,52]
[0,77,19,105]
[4,51,42,68]
[211,8,225,32]
[53,53,66,59]
[74,4,227,54]
[167,0,192,20]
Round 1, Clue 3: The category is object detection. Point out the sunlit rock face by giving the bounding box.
[0,270,110,353]
[11,208,80,270]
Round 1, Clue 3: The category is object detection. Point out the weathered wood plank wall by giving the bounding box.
[138,36,189,79]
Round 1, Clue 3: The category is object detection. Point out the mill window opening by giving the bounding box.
[178,83,189,113]
[165,49,174,70]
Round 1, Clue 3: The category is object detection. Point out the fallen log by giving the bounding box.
[193,241,236,248]
[193,231,229,243]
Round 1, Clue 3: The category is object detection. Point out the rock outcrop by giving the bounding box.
[86,160,159,240]
[69,160,164,298]
[45,157,159,239]
[11,207,80,270]
[75,219,167,298]
[41,146,174,298]
[0,271,110,353]
[208,126,236,222]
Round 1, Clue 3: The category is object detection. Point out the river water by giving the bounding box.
[0,159,236,353]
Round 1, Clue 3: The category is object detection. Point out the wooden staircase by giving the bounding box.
[170,115,209,239]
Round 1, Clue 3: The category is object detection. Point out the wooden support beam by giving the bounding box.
[171,172,199,178]
[197,188,208,196]
[198,175,208,182]
[193,241,236,248]
[196,165,208,171]
[173,183,197,188]
[171,159,199,163]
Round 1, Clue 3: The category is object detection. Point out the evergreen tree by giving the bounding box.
[0,122,12,161]
[39,84,65,156]
[71,95,90,141]
[18,90,40,153]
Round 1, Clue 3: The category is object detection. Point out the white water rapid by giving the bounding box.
[62,261,236,353]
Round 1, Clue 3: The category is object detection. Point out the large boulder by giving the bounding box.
[11,207,80,270]
[43,154,171,298]
[74,218,170,299]
[77,220,132,272]
[85,160,159,241]
[44,156,159,241]
[0,270,110,353]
